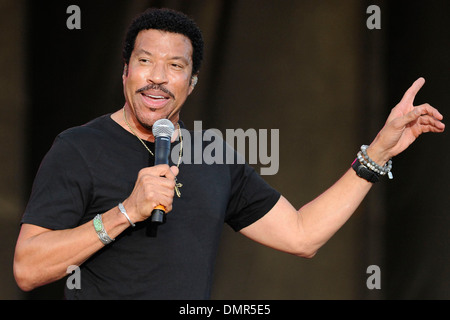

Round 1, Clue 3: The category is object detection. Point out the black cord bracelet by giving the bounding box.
[351,158,380,183]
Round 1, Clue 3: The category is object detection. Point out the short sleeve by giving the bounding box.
[21,135,92,230]
[225,162,281,232]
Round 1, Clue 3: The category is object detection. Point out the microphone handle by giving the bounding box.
[150,207,166,224]
[150,136,171,224]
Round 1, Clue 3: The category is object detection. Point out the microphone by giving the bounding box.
[150,119,175,224]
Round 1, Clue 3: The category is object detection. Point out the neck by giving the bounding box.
[110,105,180,143]
[122,105,155,142]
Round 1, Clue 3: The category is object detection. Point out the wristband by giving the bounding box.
[352,158,380,183]
[93,214,115,245]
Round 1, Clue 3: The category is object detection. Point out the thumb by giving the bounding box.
[399,77,425,106]
[170,165,179,177]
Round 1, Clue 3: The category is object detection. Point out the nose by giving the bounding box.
[147,61,168,84]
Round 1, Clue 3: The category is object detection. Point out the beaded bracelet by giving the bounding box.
[358,145,393,179]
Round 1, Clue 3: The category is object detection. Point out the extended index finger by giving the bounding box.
[400,77,425,105]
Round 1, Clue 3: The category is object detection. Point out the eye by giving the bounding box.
[171,63,183,70]
[139,58,150,64]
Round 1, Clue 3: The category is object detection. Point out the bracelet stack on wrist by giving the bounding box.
[359,145,393,179]
[93,204,135,245]
[352,145,393,183]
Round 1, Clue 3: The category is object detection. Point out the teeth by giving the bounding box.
[145,94,165,99]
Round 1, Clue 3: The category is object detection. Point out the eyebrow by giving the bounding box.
[135,49,190,64]
[135,49,152,56]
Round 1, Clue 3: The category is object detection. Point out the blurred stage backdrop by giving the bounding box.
[0,0,448,299]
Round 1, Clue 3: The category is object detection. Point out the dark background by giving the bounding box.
[0,0,448,299]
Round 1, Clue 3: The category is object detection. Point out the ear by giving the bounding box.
[188,75,198,94]
[122,65,129,88]
[191,75,198,87]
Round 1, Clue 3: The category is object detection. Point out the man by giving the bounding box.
[13,8,444,299]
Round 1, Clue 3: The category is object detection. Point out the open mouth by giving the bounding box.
[143,93,167,100]
[140,92,170,108]
[136,84,174,109]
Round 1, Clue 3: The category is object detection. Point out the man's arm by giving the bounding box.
[14,208,129,291]
[14,165,178,291]
[241,78,445,257]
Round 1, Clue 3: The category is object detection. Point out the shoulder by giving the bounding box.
[48,114,123,164]
[58,114,114,142]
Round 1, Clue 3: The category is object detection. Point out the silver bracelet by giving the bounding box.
[118,203,135,227]
[359,145,393,179]
[93,214,115,245]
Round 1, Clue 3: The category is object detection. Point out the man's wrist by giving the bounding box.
[118,203,136,227]
[353,145,393,181]
[351,158,380,183]
[366,144,390,166]
[93,214,115,245]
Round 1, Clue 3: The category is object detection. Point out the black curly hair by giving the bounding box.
[123,8,204,76]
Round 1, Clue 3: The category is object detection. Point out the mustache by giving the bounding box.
[136,84,175,99]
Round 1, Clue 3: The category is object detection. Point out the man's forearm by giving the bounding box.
[13,206,130,291]
[240,165,374,258]
[296,167,373,254]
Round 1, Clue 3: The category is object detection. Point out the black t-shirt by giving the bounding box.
[21,114,280,299]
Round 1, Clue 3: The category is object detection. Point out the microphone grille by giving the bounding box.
[152,119,175,138]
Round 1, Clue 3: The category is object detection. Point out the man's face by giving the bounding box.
[123,29,195,130]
